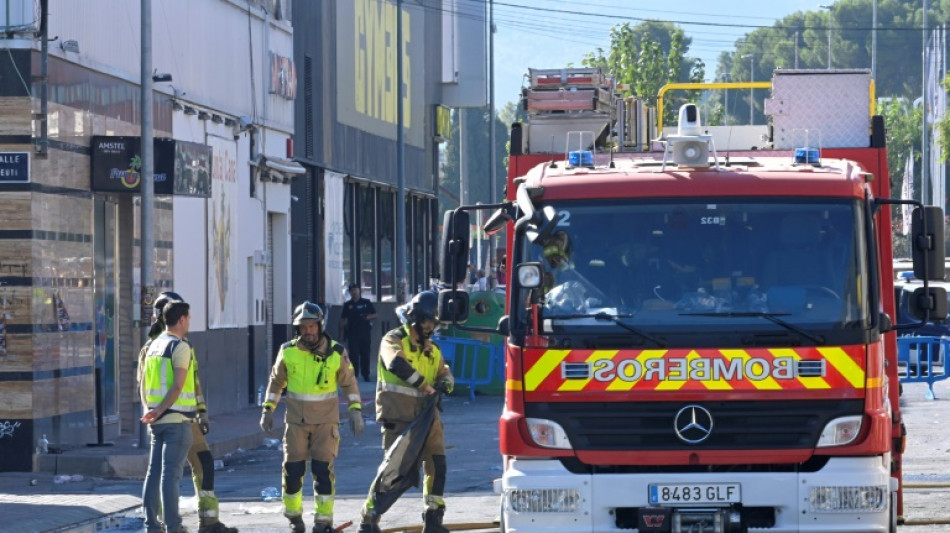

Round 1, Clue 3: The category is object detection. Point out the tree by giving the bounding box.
[440,107,508,212]
[880,98,923,257]
[582,21,705,125]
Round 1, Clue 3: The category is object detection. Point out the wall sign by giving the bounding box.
[90,136,211,197]
[0,152,29,183]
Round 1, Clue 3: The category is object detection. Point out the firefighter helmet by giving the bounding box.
[292,301,325,328]
[403,291,439,325]
[153,291,185,319]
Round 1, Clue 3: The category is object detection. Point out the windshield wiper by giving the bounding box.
[679,311,824,345]
[545,311,667,347]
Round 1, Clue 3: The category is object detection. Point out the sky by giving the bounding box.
[488,0,822,107]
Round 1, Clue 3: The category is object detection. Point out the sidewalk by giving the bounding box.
[34,404,276,479]
[32,380,389,479]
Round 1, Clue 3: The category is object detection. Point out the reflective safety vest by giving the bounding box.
[143,333,198,415]
[282,340,345,402]
[377,325,444,421]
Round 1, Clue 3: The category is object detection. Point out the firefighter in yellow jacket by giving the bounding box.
[358,291,455,533]
[137,291,238,533]
[260,301,365,533]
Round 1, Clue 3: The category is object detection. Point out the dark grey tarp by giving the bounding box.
[368,393,439,516]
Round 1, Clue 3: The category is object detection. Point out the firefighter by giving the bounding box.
[358,291,455,533]
[260,301,365,533]
[137,292,238,533]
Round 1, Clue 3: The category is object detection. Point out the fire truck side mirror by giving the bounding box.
[484,205,514,237]
[438,289,469,323]
[908,286,949,322]
[912,206,946,281]
[526,206,558,244]
[440,209,471,285]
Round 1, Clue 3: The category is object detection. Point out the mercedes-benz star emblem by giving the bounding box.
[673,405,714,444]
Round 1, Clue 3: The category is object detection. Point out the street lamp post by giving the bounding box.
[820,4,834,69]
[723,74,729,126]
[742,54,754,125]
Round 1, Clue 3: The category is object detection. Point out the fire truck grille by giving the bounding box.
[524,399,864,450]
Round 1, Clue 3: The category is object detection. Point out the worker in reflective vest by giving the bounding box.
[140,299,197,533]
[261,301,364,533]
[138,291,238,533]
[359,291,455,533]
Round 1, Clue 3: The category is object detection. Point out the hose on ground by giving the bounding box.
[382,522,499,533]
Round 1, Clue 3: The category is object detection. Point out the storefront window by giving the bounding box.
[359,186,376,300]
[342,182,355,301]
[405,196,413,295]
[413,197,425,293]
[379,190,395,301]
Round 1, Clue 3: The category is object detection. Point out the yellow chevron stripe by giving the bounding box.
[818,347,865,388]
[524,349,571,391]
[606,350,667,391]
[770,348,830,389]
[655,350,696,391]
[698,351,734,390]
[558,350,617,391]
[719,349,782,390]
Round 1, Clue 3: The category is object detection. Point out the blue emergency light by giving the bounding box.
[794,147,820,165]
[568,150,594,167]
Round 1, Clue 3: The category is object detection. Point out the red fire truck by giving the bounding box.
[439,68,946,533]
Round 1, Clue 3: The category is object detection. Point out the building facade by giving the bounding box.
[0,0,296,472]
[291,0,450,314]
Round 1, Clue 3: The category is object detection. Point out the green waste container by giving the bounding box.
[438,290,506,396]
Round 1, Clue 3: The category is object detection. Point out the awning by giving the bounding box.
[251,155,307,181]
[264,155,306,175]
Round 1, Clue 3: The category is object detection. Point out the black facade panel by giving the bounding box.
[294,0,437,193]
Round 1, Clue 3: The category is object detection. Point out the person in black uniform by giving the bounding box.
[339,283,377,382]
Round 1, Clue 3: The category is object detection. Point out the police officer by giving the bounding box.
[339,283,377,382]
[140,299,197,533]
[138,292,238,533]
[358,291,455,533]
[260,301,365,533]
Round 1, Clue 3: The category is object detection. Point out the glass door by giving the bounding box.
[93,197,118,419]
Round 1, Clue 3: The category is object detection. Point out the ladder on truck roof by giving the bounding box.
[523,67,613,114]
[514,67,657,155]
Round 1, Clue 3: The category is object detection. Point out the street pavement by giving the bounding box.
[7,377,950,532]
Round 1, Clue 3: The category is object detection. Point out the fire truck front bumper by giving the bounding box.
[500,456,895,533]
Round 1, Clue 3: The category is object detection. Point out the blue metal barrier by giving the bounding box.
[897,336,949,400]
[433,336,503,401]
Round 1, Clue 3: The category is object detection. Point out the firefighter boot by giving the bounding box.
[422,507,450,533]
[312,522,334,533]
[357,513,381,533]
[357,521,381,533]
[288,517,306,533]
[198,523,238,533]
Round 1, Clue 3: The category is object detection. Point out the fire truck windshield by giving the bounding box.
[516,198,870,341]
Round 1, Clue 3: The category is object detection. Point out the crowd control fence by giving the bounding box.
[897,336,949,400]
[433,335,504,401]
